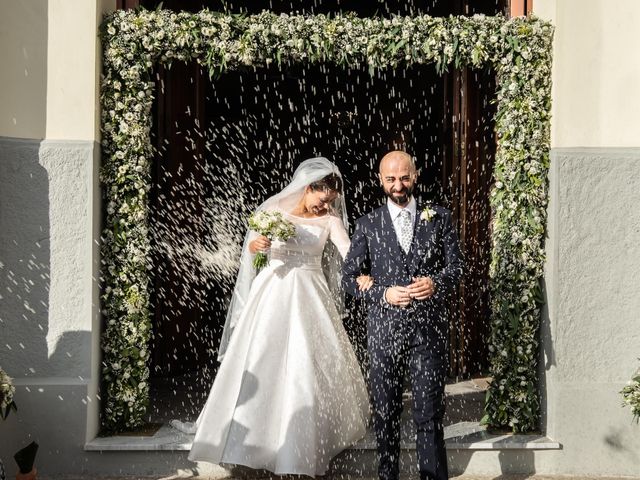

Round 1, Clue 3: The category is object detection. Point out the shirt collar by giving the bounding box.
[386,196,417,221]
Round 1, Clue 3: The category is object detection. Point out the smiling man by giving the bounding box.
[342,150,464,480]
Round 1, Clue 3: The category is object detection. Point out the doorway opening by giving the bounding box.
[125,0,505,426]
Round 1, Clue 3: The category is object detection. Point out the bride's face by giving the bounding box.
[303,188,338,216]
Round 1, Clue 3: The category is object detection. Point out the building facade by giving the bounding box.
[0,0,639,476]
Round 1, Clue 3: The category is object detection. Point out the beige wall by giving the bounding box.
[46,0,98,141]
[0,0,48,139]
[532,0,556,24]
[6,0,638,145]
[534,0,640,147]
[0,0,114,141]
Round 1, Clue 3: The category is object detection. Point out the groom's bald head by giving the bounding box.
[379,151,416,175]
[378,151,417,207]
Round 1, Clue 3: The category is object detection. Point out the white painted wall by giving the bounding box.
[535,0,640,147]
[46,0,105,141]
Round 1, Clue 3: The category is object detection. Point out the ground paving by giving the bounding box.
[36,475,640,480]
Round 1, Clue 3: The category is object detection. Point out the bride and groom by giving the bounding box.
[171,152,463,480]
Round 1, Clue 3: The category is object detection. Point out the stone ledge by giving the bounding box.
[85,422,561,452]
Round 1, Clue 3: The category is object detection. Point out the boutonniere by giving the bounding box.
[420,206,437,222]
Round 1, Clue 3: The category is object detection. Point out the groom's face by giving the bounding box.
[379,155,417,207]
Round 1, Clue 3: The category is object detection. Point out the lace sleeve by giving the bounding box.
[328,215,351,259]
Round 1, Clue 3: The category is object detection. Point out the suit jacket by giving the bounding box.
[342,202,464,351]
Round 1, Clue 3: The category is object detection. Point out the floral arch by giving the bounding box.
[99,9,553,433]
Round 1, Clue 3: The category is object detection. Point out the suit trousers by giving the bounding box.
[368,314,448,480]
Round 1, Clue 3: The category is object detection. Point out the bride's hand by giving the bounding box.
[356,275,374,291]
[249,235,271,254]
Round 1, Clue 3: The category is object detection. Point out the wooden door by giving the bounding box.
[440,0,506,378]
[443,66,496,378]
[148,61,213,376]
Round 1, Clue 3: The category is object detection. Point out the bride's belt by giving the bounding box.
[269,250,322,269]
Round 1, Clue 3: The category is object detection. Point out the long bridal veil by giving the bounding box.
[217,157,349,361]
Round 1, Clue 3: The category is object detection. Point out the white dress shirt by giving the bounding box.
[387,196,417,247]
[382,196,417,306]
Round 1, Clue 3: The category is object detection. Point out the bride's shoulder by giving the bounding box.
[325,214,346,228]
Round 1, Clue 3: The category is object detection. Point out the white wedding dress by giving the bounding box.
[187,210,370,476]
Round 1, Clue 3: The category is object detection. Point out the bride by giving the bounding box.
[173,157,371,477]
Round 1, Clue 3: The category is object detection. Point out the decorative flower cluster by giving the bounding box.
[100,8,553,432]
[621,362,640,423]
[0,366,17,420]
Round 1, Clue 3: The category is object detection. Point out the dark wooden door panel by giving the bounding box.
[444,66,495,378]
[149,61,211,376]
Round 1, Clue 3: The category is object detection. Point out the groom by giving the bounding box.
[342,151,463,480]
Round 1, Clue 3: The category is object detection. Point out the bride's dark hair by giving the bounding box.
[308,173,342,193]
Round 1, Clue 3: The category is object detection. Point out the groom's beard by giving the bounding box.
[385,186,413,206]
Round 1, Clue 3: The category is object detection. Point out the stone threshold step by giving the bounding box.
[85,421,561,452]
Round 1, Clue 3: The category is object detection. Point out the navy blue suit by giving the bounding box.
[342,202,463,480]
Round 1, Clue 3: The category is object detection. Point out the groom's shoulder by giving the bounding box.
[431,204,452,216]
[356,205,386,225]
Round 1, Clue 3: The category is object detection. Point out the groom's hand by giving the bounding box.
[407,276,436,301]
[384,286,412,307]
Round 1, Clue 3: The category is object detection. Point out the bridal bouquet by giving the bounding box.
[0,366,17,420]
[248,210,296,270]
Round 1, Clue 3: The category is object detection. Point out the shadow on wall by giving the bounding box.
[0,138,51,379]
[1,136,96,379]
[539,276,556,436]
[1,0,51,377]
[450,450,536,477]
[0,138,52,461]
[0,136,96,474]
[604,426,640,465]
[48,330,93,376]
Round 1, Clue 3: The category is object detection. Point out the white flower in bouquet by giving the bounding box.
[248,210,296,270]
[0,367,17,420]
